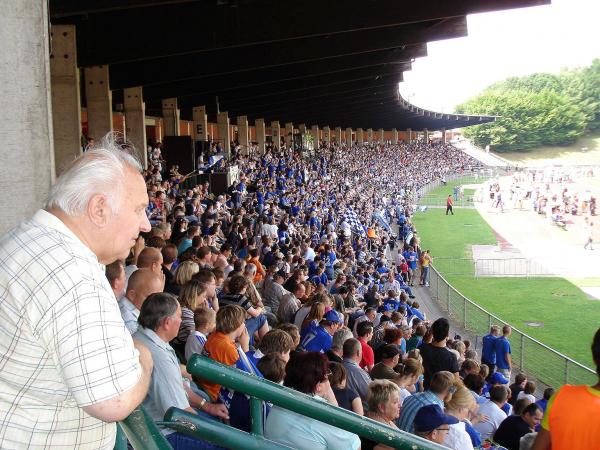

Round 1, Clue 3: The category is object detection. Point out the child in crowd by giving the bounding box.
[184,307,217,362]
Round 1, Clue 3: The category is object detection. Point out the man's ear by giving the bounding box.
[88,194,110,227]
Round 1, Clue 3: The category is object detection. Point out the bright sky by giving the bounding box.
[399,0,600,113]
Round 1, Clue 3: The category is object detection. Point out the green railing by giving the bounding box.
[117,354,446,449]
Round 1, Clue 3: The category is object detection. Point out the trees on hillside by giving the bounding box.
[455,59,600,152]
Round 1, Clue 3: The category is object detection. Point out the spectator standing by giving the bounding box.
[481,325,500,373]
[0,144,153,449]
[419,318,460,389]
[446,195,454,215]
[532,327,600,450]
[495,325,513,379]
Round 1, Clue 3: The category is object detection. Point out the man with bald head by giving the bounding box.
[119,269,165,335]
[137,246,164,276]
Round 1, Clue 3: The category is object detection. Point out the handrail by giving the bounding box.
[118,406,172,450]
[185,354,446,450]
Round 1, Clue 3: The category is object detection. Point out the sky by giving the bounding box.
[399,0,600,113]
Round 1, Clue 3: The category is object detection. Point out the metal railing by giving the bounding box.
[116,356,446,450]
[428,262,596,390]
[432,257,558,278]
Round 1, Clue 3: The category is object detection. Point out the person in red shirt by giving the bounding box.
[446,195,454,215]
[356,321,375,372]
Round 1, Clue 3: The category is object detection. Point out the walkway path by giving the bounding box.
[455,140,515,167]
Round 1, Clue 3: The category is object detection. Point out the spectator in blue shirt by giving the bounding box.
[481,325,500,373]
[299,310,343,353]
[494,325,513,379]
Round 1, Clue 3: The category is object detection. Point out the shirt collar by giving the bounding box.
[32,209,99,262]
[121,297,140,316]
[137,326,173,352]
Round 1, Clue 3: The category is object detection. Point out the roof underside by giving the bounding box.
[50,0,549,130]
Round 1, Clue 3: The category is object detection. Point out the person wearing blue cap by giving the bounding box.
[298,310,343,353]
[413,404,458,445]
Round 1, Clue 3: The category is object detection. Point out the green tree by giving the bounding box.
[456,61,599,152]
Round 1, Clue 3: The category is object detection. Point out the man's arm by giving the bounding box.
[82,340,153,422]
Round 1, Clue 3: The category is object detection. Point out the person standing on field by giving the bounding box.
[446,195,454,215]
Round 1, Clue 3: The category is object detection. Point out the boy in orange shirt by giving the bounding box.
[199,305,250,400]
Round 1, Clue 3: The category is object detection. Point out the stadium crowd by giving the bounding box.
[1,135,599,450]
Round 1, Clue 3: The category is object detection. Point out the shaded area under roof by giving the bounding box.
[51,0,547,130]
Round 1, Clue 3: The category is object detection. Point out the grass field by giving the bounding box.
[412,207,599,369]
[418,179,477,207]
[496,131,600,166]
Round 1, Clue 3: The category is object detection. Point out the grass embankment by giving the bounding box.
[412,207,598,374]
[418,179,477,207]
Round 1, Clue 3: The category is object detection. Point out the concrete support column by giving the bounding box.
[84,65,113,141]
[378,128,385,143]
[357,128,364,145]
[237,115,249,155]
[193,106,208,141]
[367,128,373,144]
[217,111,231,156]
[424,128,429,143]
[311,125,320,150]
[406,128,412,143]
[345,127,353,146]
[124,87,147,168]
[271,121,280,148]
[441,128,447,144]
[50,25,81,175]
[161,98,180,137]
[1,0,55,233]
[285,122,294,147]
[335,127,342,145]
[255,118,266,154]
[299,123,307,134]
[392,128,399,145]
[322,126,331,147]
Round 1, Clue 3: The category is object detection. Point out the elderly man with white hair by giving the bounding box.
[0,138,154,449]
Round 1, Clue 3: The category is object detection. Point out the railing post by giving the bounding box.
[519,333,525,371]
[564,358,569,385]
[446,282,450,312]
[250,396,264,437]
[463,296,467,328]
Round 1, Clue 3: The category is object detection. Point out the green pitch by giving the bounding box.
[412,206,598,370]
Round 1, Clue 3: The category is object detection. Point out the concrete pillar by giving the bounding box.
[237,115,249,155]
[345,127,353,146]
[285,122,294,147]
[161,97,180,137]
[255,118,266,154]
[50,25,81,175]
[299,123,307,134]
[366,128,373,144]
[406,128,412,143]
[357,128,364,145]
[84,65,113,141]
[217,111,231,156]
[441,128,447,144]
[378,128,385,143]
[271,121,280,148]
[392,128,399,145]
[124,86,147,168]
[311,125,320,150]
[322,126,331,147]
[424,128,429,143]
[193,105,208,141]
[0,0,55,233]
[335,127,342,145]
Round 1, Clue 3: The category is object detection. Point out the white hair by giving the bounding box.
[46,135,143,216]
[245,263,257,275]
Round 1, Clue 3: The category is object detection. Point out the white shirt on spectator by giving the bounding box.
[118,296,140,335]
[473,400,507,441]
[0,210,141,449]
[517,391,536,404]
[444,421,475,450]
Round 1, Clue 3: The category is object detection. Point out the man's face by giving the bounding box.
[164,306,182,341]
[102,169,151,263]
[523,410,543,429]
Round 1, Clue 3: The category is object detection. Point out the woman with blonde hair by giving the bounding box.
[174,260,200,288]
[171,279,208,358]
[444,382,477,450]
[362,379,402,450]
